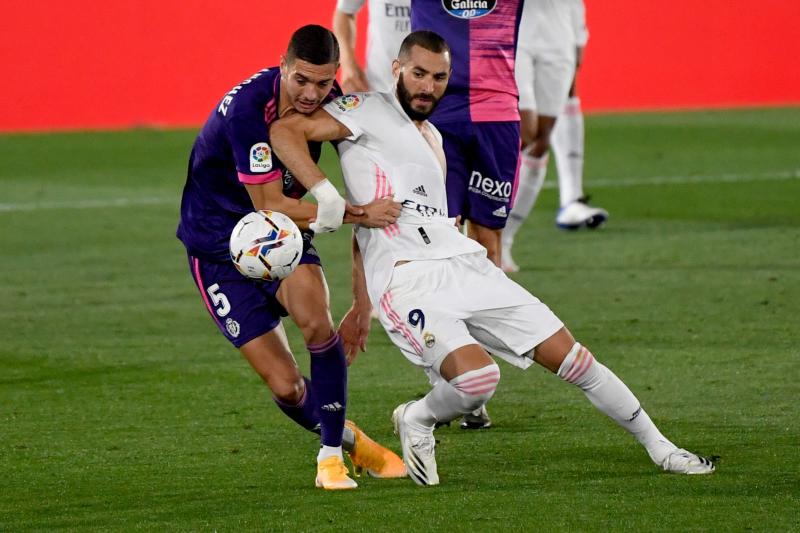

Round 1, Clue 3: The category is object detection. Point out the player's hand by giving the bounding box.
[338,304,372,365]
[352,196,402,228]
[341,64,370,94]
[309,180,346,233]
[343,202,365,223]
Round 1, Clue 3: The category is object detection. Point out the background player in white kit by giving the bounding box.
[333,0,411,93]
[270,31,716,486]
[503,0,608,273]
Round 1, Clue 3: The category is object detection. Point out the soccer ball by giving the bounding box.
[229,210,303,281]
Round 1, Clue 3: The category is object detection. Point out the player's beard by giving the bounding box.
[396,73,441,121]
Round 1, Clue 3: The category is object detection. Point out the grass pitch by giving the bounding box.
[1,108,798,531]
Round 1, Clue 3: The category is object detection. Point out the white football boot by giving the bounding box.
[392,401,439,486]
[660,448,716,474]
[556,197,608,230]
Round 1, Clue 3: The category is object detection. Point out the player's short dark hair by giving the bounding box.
[398,30,451,61]
[285,25,340,66]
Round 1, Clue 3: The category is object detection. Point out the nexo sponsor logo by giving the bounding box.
[468,171,511,201]
[442,0,496,19]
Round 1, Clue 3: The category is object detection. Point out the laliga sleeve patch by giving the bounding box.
[249,142,273,172]
[333,94,363,112]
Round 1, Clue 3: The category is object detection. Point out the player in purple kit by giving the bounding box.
[410,0,525,429]
[176,25,406,490]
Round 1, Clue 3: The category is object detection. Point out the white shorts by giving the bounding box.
[515,46,576,116]
[377,252,564,376]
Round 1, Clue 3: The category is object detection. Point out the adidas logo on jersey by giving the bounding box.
[492,206,508,218]
[321,402,343,412]
[412,185,428,197]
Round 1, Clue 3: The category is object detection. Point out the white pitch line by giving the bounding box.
[541,169,800,189]
[0,169,798,213]
[0,196,175,213]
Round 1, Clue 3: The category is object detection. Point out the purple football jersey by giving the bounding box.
[177,68,340,261]
[410,0,523,124]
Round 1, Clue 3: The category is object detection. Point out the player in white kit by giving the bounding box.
[270,31,716,486]
[333,0,411,93]
[503,0,608,273]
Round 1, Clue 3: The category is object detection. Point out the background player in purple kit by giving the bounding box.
[410,0,525,430]
[176,25,405,490]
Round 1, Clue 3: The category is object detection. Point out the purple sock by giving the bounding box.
[272,377,321,434]
[307,333,348,447]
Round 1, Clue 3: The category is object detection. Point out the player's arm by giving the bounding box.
[332,1,369,93]
[269,109,354,232]
[270,109,401,230]
[244,180,318,230]
[270,108,353,185]
[338,232,372,363]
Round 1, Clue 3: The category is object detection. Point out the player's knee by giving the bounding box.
[296,314,335,346]
[271,374,306,405]
[450,363,501,411]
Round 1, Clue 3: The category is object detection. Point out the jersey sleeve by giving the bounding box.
[226,107,284,186]
[322,92,373,141]
[572,0,589,47]
[336,0,365,15]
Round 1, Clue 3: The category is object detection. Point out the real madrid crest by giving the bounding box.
[423,332,436,348]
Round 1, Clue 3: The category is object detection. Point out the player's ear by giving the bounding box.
[279,55,287,76]
[391,59,400,78]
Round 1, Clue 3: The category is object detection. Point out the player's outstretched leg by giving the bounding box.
[395,358,501,485]
[309,333,357,489]
[536,330,715,474]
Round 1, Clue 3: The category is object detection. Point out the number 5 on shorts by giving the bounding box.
[206,283,231,317]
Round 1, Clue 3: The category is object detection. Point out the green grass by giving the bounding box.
[1,108,799,531]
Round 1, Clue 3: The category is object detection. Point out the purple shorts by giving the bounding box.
[187,233,322,348]
[437,120,521,230]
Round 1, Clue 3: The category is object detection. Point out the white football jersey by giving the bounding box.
[518,0,586,53]
[323,92,485,308]
[336,0,411,92]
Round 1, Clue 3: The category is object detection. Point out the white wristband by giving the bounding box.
[310,179,340,204]
[309,180,346,233]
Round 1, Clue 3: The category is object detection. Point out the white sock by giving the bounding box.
[558,343,678,464]
[406,364,501,429]
[552,97,585,207]
[317,445,343,462]
[503,151,548,247]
